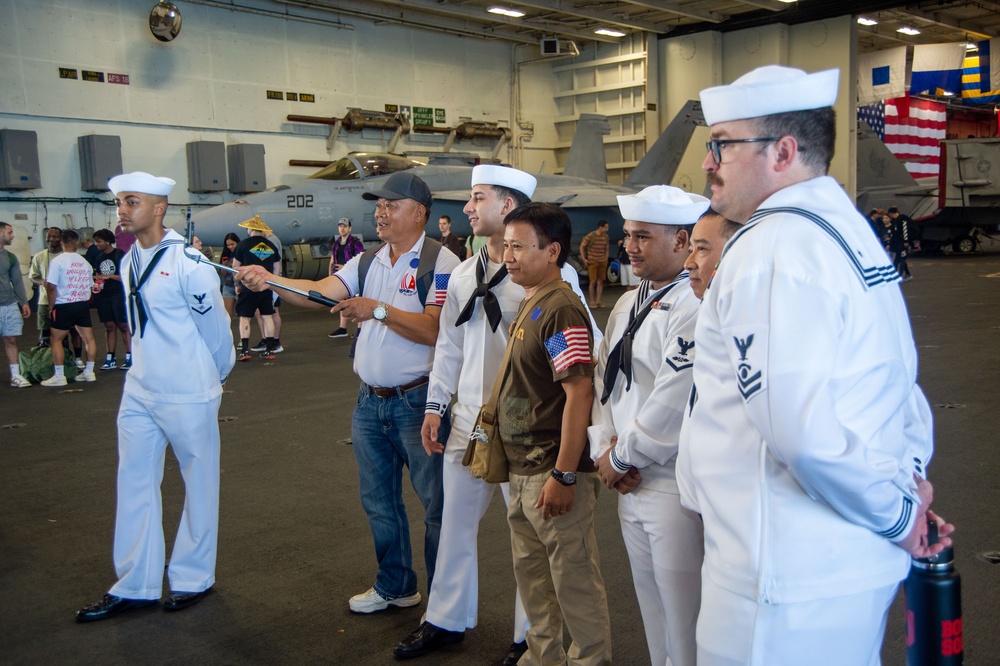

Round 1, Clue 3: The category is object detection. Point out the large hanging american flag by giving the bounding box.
[858,96,946,179]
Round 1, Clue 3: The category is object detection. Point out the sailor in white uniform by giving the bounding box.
[589,186,708,666]
[76,172,234,622]
[393,165,539,664]
[675,66,955,665]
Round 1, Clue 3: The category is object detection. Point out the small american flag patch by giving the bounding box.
[544,325,591,373]
[432,273,450,306]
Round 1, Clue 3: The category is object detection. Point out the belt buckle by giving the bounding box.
[369,384,396,398]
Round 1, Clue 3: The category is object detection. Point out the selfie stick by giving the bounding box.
[182,248,339,308]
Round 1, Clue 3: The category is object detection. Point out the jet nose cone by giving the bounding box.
[192,202,255,245]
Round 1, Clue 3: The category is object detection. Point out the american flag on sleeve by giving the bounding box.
[432,273,450,306]
[544,325,591,373]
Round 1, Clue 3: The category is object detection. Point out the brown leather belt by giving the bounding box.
[365,376,429,398]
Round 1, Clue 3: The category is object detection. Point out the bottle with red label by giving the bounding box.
[905,518,963,665]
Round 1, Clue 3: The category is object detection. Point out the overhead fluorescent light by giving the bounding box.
[594,28,626,37]
[857,17,878,26]
[966,42,978,51]
[897,26,921,36]
[776,0,797,3]
[488,6,525,18]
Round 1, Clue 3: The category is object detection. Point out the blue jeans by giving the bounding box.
[352,382,448,599]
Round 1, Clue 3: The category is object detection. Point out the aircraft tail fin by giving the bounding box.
[855,122,935,217]
[857,122,921,191]
[624,100,705,189]
[563,114,611,181]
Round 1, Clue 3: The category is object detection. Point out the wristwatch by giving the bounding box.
[373,302,389,324]
[550,468,577,486]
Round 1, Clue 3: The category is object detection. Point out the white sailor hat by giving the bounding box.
[700,66,840,126]
[471,165,537,199]
[617,185,709,225]
[108,171,176,197]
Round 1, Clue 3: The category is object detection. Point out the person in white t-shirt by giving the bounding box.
[42,229,96,386]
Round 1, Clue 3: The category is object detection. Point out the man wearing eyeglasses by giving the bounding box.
[675,66,954,665]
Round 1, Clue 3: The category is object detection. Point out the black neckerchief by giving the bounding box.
[600,273,686,404]
[128,238,183,337]
[454,245,508,332]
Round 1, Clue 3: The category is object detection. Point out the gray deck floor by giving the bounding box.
[3,247,998,665]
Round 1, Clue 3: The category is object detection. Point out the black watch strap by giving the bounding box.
[551,468,577,486]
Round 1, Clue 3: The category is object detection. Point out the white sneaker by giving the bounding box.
[77,371,97,382]
[10,375,31,388]
[74,358,85,370]
[41,375,68,387]
[348,588,421,614]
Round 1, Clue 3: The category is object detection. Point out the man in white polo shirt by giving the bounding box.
[237,171,461,615]
[590,185,708,666]
[676,65,955,665]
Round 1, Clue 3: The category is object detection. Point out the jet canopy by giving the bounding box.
[307,153,424,181]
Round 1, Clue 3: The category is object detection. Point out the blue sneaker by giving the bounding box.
[120,357,133,370]
[100,358,117,370]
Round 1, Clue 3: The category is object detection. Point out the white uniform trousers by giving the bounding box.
[619,486,703,666]
[697,576,898,666]
[111,391,223,599]
[425,403,530,641]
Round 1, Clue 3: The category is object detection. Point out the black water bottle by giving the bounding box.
[904,519,963,665]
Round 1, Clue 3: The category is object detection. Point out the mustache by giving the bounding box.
[706,172,724,187]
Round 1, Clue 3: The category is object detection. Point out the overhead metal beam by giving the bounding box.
[279,0,622,43]
[857,25,921,49]
[615,0,724,24]
[358,0,622,42]
[724,0,791,12]
[505,0,666,32]
[894,7,994,40]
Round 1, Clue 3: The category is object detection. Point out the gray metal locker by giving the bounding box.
[186,141,228,193]
[0,129,42,190]
[78,135,123,192]
[227,144,266,194]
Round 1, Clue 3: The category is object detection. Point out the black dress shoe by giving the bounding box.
[76,594,157,623]
[393,621,465,659]
[501,640,528,666]
[163,587,213,612]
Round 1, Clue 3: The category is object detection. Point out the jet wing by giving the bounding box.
[531,186,623,208]
[432,189,471,202]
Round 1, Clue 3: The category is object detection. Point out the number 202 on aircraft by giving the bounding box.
[287,194,314,208]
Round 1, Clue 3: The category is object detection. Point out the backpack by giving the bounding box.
[18,346,80,383]
[357,238,442,306]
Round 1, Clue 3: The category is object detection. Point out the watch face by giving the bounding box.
[563,472,577,485]
[374,304,386,321]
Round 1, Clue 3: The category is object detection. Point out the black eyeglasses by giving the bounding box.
[705,137,781,165]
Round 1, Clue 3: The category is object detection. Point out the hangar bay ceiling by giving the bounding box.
[251,0,1000,51]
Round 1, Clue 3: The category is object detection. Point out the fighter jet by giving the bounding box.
[190,103,707,263]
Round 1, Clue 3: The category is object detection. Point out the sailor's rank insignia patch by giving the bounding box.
[665,336,695,371]
[191,292,212,315]
[732,333,763,400]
